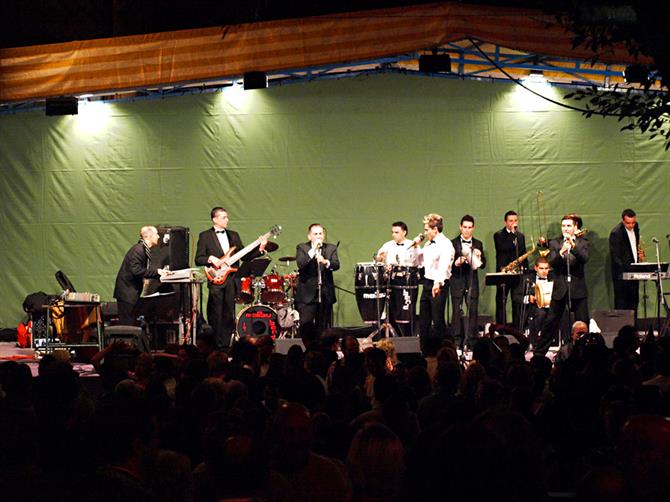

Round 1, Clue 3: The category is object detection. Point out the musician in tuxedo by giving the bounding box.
[195,207,266,349]
[450,215,486,349]
[295,223,340,335]
[609,208,642,312]
[514,256,553,347]
[493,210,527,326]
[534,215,589,356]
[113,225,161,325]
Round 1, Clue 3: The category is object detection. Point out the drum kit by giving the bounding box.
[234,252,300,339]
[354,262,420,337]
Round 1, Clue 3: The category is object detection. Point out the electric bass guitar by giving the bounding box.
[205,225,282,285]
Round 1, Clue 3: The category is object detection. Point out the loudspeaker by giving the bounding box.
[155,226,189,270]
[419,54,452,73]
[105,325,150,352]
[592,310,636,348]
[46,96,78,116]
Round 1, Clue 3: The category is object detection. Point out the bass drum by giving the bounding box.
[236,305,279,338]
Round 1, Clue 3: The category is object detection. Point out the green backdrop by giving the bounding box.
[1,74,668,328]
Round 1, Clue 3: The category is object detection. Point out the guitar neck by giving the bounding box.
[227,231,271,264]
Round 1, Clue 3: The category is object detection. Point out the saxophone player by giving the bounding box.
[609,208,642,312]
[493,210,527,326]
[534,215,589,357]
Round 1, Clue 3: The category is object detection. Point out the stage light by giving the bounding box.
[418,54,452,73]
[243,71,267,90]
[45,96,78,116]
[525,70,546,84]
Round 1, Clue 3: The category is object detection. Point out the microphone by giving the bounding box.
[409,234,426,249]
[666,234,670,240]
[652,237,660,244]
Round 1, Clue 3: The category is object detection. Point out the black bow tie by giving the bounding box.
[396,242,405,246]
[537,277,547,281]
[461,240,472,244]
[216,230,226,234]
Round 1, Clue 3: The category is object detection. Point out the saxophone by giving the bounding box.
[502,243,536,273]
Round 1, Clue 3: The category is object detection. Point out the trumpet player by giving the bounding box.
[609,208,642,312]
[451,215,486,349]
[534,215,589,357]
[494,210,527,326]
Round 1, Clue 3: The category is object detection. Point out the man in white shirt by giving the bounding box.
[609,208,642,312]
[376,221,420,266]
[417,213,455,349]
[375,221,421,335]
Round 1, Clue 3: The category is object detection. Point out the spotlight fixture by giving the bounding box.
[418,54,452,74]
[624,64,650,86]
[243,71,267,90]
[525,69,546,84]
[45,96,78,116]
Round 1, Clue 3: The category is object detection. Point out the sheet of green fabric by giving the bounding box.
[1,74,668,328]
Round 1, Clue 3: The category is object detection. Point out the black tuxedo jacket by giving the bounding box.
[113,242,159,304]
[548,236,589,300]
[493,228,527,271]
[609,222,640,279]
[195,228,251,288]
[450,236,486,297]
[512,270,555,303]
[295,242,340,305]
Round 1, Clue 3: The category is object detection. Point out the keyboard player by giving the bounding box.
[609,209,642,313]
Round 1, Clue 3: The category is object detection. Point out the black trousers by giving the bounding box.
[534,295,589,356]
[419,279,449,348]
[451,290,479,349]
[495,285,523,327]
[613,278,639,312]
[117,300,138,326]
[207,280,237,348]
[297,301,333,337]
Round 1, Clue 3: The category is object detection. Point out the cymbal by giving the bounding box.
[278,256,296,262]
[264,241,279,253]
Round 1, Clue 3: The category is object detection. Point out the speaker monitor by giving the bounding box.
[105,325,150,352]
[592,309,636,348]
[155,226,189,270]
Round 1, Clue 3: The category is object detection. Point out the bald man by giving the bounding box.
[113,225,161,324]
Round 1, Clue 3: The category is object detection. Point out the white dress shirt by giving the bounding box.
[214,228,230,253]
[418,232,455,286]
[376,239,420,266]
[626,227,638,263]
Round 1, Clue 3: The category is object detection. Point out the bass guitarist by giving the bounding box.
[195,207,267,349]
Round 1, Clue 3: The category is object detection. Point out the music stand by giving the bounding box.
[485,272,521,325]
[237,257,272,278]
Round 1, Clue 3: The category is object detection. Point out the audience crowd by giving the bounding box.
[1,324,670,501]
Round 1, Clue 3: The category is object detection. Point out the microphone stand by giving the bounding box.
[564,236,574,349]
[463,245,476,350]
[316,245,323,305]
[653,238,666,335]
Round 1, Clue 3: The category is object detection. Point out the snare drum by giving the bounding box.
[236,305,279,338]
[236,276,254,304]
[261,273,286,304]
[355,262,387,324]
